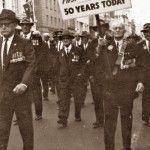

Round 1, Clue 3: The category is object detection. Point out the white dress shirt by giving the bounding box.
[84,42,88,50]
[57,41,63,51]
[45,40,50,48]
[64,44,72,54]
[1,35,15,69]
[76,38,81,47]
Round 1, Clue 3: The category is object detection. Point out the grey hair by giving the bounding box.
[110,20,125,30]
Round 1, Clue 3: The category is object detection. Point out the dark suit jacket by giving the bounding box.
[136,40,150,85]
[0,34,35,102]
[90,38,140,84]
[28,33,50,73]
[54,45,86,88]
[81,42,95,78]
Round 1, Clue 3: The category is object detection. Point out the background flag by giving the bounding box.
[23,1,34,22]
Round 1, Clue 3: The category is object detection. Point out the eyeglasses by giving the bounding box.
[0,22,13,28]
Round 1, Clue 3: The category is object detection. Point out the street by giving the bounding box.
[7,90,150,150]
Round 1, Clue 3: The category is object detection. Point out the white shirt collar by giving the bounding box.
[99,35,106,39]
[76,38,81,46]
[3,34,14,43]
[23,32,31,39]
[84,42,88,50]
[64,44,72,53]
[114,39,123,45]
[114,39,124,52]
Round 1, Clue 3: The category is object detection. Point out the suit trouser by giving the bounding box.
[58,82,85,120]
[104,83,134,150]
[49,75,56,93]
[81,82,87,105]
[0,91,33,150]
[40,72,49,98]
[142,83,150,120]
[90,82,104,123]
[32,73,43,116]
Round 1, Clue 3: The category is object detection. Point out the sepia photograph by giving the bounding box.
[0,0,150,150]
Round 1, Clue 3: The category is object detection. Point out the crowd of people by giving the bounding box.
[0,8,150,150]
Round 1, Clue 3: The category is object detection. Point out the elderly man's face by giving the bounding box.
[62,36,72,46]
[0,19,17,38]
[44,36,49,41]
[75,35,80,41]
[143,30,150,41]
[82,36,89,44]
[20,23,32,34]
[112,23,126,38]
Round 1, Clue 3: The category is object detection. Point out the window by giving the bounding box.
[55,17,57,27]
[58,18,60,28]
[46,0,48,9]
[62,20,63,27]
[54,0,56,11]
[51,16,53,26]
[46,15,49,26]
[2,0,5,8]
[50,0,52,10]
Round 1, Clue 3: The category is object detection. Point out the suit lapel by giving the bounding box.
[0,37,3,73]
[142,40,150,54]
[5,35,18,69]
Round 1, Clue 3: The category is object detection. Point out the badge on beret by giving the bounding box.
[108,45,113,51]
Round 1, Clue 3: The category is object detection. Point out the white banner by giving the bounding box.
[58,0,132,20]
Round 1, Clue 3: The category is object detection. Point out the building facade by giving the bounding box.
[0,0,93,36]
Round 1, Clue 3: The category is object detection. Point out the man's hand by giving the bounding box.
[86,60,91,65]
[13,83,27,94]
[135,82,144,93]
[98,38,107,46]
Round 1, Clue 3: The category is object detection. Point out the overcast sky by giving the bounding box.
[130,0,150,24]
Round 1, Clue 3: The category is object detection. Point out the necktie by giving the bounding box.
[116,42,119,52]
[66,48,69,56]
[3,38,8,69]
[24,35,27,38]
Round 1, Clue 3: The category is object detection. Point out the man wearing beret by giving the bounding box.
[127,33,141,44]
[54,30,86,127]
[137,23,150,125]
[19,18,50,120]
[0,9,35,150]
[94,21,144,150]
